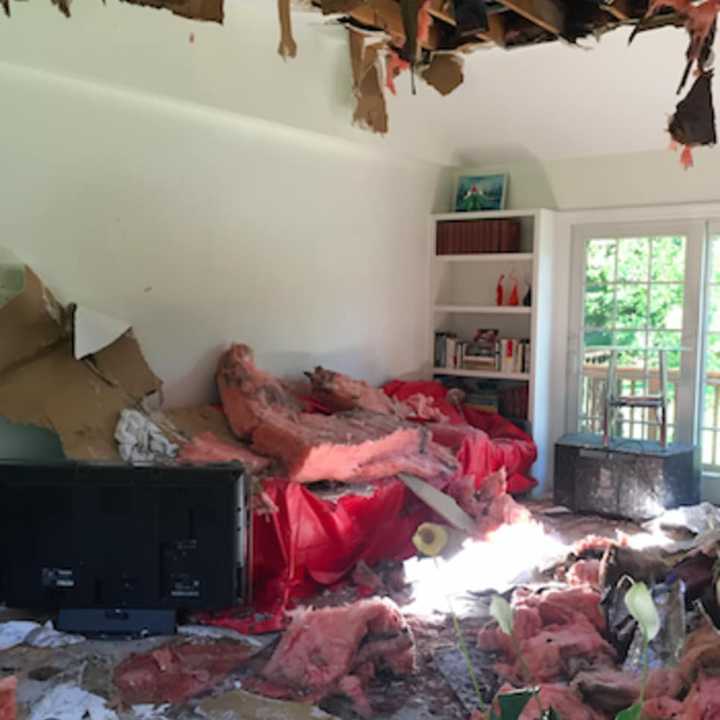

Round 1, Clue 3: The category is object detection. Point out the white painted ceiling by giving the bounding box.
[0,0,695,165]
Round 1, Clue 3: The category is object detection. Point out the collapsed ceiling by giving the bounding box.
[1,0,717,167]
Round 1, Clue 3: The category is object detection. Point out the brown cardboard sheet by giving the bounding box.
[422,53,463,96]
[0,266,161,460]
[349,29,389,134]
[120,0,224,23]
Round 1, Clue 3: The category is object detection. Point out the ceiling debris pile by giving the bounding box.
[631,0,719,167]
[3,1,720,164]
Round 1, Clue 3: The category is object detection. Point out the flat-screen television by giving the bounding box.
[0,461,246,634]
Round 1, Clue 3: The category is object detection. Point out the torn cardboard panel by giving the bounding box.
[74,306,131,360]
[0,266,161,460]
[349,29,389,134]
[164,404,236,444]
[422,53,464,95]
[320,0,364,13]
[0,268,66,375]
[120,0,224,23]
[278,0,298,59]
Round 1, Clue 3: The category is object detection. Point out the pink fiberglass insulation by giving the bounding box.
[306,366,404,416]
[113,641,256,705]
[676,673,720,719]
[565,559,602,587]
[0,677,15,720]
[251,410,429,483]
[249,597,415,718]
[216,344,303,437]
[177,431,271,473]
[478,586,613,684]
[217,344,459,484]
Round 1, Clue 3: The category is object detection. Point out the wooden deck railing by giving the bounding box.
[581,365,720,465]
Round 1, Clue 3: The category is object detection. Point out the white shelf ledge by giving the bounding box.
[434,304,531,314]
[432,367,530,381]
[432,209,541,221]
[434,253,533,263]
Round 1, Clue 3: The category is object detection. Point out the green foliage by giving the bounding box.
[490,595,514,636]
[615,702,643,720]
[489,691,562,720]
[489,689,534,719]
[615,580,660,720]
[624,581,660,643]
[584,236,686,368]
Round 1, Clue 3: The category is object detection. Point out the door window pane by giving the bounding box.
[702,237,720,468]
[580,235,687,445]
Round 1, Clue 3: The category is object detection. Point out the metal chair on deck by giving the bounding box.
[603,348,669,448]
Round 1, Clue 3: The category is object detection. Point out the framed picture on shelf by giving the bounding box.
[453,173,508,212]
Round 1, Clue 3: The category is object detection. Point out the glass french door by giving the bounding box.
[568,221,706,449]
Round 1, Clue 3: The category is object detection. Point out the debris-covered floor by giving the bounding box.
[5,502,720,720]
[4,261,720,719]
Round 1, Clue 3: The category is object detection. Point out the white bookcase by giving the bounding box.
[428,209,557,490]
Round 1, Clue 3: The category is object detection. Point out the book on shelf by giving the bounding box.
[436,220,521,256]
[434,331,531,374]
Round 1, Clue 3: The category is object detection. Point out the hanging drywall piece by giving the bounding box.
[120,0,224,23]
[51,0,72,17]
[320,0,364,13]
[348,28,389,133]
[73,306,131,360]
[422,53,464,96]
[669,71,717,169]
[278,0,298,59]
[0,265,161,460]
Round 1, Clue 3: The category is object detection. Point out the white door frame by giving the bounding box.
[566,219,707,445]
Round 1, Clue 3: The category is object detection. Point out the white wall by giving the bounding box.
[0,62,448,410]
[454,149,720,212]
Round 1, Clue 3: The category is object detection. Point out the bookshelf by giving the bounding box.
[433,305,532,315]
[431,368,530,381]
[428,208,557,488]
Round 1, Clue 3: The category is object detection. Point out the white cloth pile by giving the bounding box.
[114,409,178,464]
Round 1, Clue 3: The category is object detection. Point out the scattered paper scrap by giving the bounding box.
[0,621,84,651]
[29,684,117,720]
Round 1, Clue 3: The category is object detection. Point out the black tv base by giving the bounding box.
[58,608,176,637]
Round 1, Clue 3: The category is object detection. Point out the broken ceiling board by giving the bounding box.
[349,29,389,133]
[120,0,224,23]
[319,0,365,12]
[0,266,161,461]
[427,0,506,46]
[422,52,464,95]
[601,0,631,22]
[350,0,441,49]
[496,0,564,35]
[479,12,506,45]
[278,0,298,58]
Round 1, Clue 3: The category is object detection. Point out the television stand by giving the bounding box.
[58,608,176,637]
